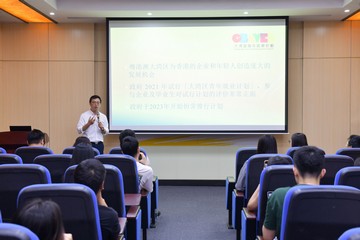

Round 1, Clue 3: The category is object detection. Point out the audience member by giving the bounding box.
[121,136,154,192]
[73,136,91,147]
[27,129,46,146]
[235,135,278,191]
[74,159,120,240]
[77,95,109,154]
[347,135,360,148]
[262,146,326,240]
[69,143,94,166]
[119,129,150,165]
[13,199,72,240]
[290,132,308,147]
[246,156,293,211]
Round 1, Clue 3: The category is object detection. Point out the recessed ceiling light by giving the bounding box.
[344,9,350,13]
[49,12,55,16]
[243,11,249,15]
[147,12,153,16]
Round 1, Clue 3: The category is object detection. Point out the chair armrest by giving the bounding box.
[126,205,140,218]
[232,189,245,230]
[118,217,127,236]
[243,207,256,219]
[226,176,235,209]
[125,193,141,206]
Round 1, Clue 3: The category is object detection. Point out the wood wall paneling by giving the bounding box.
[288,21,303,59]
[49,24,95,61]
[95,23,106,62]
[303,59,350,153]
[1,24,49,61]
[1,61,50,132]
[351,21,360,57]
[303,21,351,58]
[49,62,95,153]
[350,59,360,134]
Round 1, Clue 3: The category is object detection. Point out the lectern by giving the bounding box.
[0,131,29,153]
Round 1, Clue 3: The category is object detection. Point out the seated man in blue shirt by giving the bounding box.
[262,146,326,240]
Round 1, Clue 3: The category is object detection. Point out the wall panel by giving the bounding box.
[1,61,49,131]
[49,24,94,61]
[303,21,351,58]
[49,62,95,153]
[1,24,48,61]
[95,23,106,62]
[303,59,350,153]
[288,21,303,59]
[351,21,360,57]
[351,59,360,133]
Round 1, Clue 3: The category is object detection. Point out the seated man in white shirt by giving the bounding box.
[121,136,153,193]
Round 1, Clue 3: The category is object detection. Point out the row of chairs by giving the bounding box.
[226,147,360,240]
[0,163,141,240]
[0,145,159,230]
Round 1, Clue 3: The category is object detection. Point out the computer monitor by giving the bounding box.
[9,126,32,132]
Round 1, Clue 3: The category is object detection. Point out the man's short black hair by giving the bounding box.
[348,135,360,148]
[27,129,45,145]
[121,136,138,158]
[74,158,105,194]
[293,146,325,178]
[119,129,136,147]
[89,95,102,103]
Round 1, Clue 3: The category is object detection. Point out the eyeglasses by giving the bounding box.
[91,101,101,104]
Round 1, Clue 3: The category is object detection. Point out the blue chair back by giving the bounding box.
[335,166,360,189]
[336,148,360,161]
[257,165,296,236]
[62,146,100,156]
[34,154,72,183]
[0,223,39,240]
[245,154,292,206]
[0,147,7,154]
[321,154,354,185]
[280,185,360,240]
[64,164,127,217]
[235,147,257,180]
[15,146,53,164]
[338,227,360,240]
[285,146,301,158]
[18,183,102,240]
[95,154,140,194]
[0,164,51,222]
[0,154,23,164]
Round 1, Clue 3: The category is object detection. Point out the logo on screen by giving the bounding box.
[232,33,274,50]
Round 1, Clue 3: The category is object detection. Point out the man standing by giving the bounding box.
[77,95,108,154]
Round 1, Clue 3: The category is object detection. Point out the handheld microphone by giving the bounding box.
[96,112,100,122]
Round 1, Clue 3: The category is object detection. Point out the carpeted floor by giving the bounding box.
[147,186,236,240]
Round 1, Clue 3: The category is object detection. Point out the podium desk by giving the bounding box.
[0,131,29,153]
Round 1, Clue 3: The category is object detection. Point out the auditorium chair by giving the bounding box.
[241,165,296,240]
[285,146,300,158]
[96,154,151,240]
[338,227,360,240]
[62,146,100,156]
[0,223,39,240]
[225,147,257,228]
[64,164,142,240]
[34,154,72,183]
[335,166,360,189]
[15,146,53,164]
[0,164,51,222]
[0,147,6,154]
[231,154,292,240]
[109,146,159,227]
[280,185,360,240]
[320,154,354,185]
[0,153,23,164]
[336,148,360,161]
[18,183,108,240]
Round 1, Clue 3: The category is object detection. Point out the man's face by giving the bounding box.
[90,98,101,113]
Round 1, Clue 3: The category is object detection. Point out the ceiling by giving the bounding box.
[1,0,360,23]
